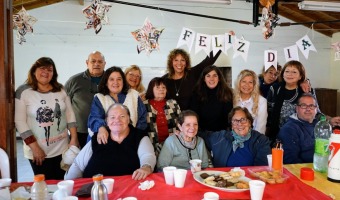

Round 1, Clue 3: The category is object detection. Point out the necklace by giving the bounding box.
[174,78,184,96]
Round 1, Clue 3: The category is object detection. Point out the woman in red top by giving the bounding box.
[143,77,181,157]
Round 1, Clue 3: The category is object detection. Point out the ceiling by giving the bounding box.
[12,0,340,37]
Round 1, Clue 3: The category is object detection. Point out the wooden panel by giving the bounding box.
[1,0,17,181]
[315,88,338,117]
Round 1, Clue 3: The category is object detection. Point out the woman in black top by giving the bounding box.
[162,49,221,110]
[189,65,233,131]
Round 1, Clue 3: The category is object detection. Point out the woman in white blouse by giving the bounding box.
[233,69,267,134]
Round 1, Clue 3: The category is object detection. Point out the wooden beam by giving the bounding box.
[1,0,17,181]
[12,0,62,12]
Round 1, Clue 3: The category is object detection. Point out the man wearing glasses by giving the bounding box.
[65,51,106,148]
[277,93,320,164]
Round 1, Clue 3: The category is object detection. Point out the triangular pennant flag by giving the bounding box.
[296,35,317,59]
[284,45,299,62]
[264,50,277,71]
[233,36,250,62]
[195,33,211,56]
[224,32,234,56]
[211,35,225,56]
[177,27,195,52]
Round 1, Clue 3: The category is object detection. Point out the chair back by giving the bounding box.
[0,148,10,178]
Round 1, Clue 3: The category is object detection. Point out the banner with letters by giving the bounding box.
[176,27,320,63]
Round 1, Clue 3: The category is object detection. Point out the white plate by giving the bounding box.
[193,170,250,192]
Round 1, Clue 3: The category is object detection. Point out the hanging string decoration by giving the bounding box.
[83,0,112,34]
[260,0,279,40]
[13,7,37,45]
[331,41,340,61]
[131,18,164,55]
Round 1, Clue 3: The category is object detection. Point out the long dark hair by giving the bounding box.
[195,65,233,102]
[98,66,129,95]
[145,77,169,100]
[26,57,62,92]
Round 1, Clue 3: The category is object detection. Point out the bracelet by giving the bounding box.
[24,135,37,145]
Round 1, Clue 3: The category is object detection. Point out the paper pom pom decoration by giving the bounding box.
[13,7,37,44]
[83,0,111,34]
[131,18,164,55]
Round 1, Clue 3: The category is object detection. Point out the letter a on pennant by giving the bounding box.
[296,35,317,59]
[177,27,196,52]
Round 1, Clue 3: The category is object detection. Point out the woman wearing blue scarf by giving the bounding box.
[199,106,270,167]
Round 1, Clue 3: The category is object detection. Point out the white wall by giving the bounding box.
[330,32,340,115]
[14,0,335,92]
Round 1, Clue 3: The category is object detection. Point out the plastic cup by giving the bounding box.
[173,169,187,188]
[64,196,78,200]
[272,148,283,172]
[163,166,177,185]
[249,180,266,200]
[203,192,219,200]
[267,154,272,170]
[102,178,114,194]
[57,180,74,196]
[189,159,202,173]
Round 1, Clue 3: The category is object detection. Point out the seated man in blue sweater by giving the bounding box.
[277,93,318,164]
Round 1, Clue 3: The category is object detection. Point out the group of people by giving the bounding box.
[15,49,340,181]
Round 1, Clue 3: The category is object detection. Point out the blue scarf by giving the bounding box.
[232,129,251,152]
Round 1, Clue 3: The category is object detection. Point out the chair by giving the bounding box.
[0,148,10,178]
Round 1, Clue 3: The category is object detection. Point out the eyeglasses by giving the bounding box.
[231,118,248,125]
[298,104,317,109]
[128,72,141,79]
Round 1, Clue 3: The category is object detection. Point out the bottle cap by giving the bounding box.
[33,174,45,182]
[92,174,104,181]
[300,167,314,181]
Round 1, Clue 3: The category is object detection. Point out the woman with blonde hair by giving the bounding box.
[234,69,267,134]
[125,65,146,100]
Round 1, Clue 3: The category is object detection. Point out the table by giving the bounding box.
[285,163,339,199]
[41,166,332,200]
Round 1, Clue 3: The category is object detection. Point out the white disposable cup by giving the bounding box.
[122,197,137,200]
[102,178,114,194]
[189,159,202,173]
[57,180,74,196]
[249,180,266,200]
[203,192,219,200]
[163,166,177,185]
[267,154,272,170]
[64,196,78,200]
[173,169,187,188]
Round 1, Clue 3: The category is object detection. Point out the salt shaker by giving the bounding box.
[91,174,108,200]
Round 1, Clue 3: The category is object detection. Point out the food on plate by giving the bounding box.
[254,170,286,184]
[200,173,210,179]
[201,170,249,189]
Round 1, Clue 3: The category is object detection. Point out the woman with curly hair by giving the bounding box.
[162,48,221,110]
[234,69,267,134]
[190,65,233,131]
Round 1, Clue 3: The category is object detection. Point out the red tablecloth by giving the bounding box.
[43,167,331,200]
